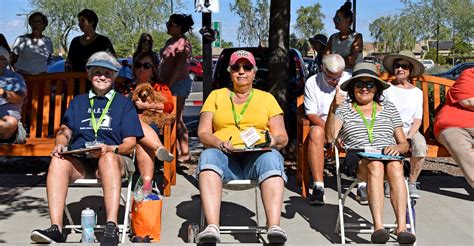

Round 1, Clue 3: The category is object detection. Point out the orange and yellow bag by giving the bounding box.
[131,197,162,242]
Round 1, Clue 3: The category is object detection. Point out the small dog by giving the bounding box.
[132,83,173,129]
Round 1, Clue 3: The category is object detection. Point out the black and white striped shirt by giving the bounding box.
[335,100,403,150]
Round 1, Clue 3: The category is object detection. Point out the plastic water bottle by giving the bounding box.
[81,207,96,243]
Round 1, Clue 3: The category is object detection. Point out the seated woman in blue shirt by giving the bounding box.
[30,51,143,246]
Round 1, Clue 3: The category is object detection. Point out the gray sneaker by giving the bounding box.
[408,182,420,199]
[356,186,368,205]
[384,181,390,198]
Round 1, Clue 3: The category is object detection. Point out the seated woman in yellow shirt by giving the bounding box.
[196,50,288,244]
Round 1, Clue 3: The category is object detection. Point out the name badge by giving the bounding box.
[364,146,381,154]
[239,127,261,147]
[85,141,104,148]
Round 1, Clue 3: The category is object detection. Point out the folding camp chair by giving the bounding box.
[188,179,267,243]
[333,145,416,244]
[64,151,135,243]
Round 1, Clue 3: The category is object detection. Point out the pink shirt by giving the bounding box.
[159,37,192,84]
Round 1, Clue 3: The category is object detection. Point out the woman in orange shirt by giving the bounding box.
[119,51,174,191]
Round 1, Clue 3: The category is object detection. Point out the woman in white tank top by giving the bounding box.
[325,2,363,72]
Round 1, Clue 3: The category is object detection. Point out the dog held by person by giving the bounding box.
[132,83,173,129]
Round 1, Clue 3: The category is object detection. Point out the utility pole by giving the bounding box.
[170,0,173,14]
[202,0,213,101]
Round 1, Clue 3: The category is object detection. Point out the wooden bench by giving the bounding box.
[296,73,456,197]
[0,72,177,196]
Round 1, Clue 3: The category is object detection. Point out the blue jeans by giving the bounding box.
[197,148,287,184]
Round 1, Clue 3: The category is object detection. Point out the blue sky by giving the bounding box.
[1,0,404,47]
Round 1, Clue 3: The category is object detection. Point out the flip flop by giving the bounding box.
[267,225,287,244]
[177,153,191,163]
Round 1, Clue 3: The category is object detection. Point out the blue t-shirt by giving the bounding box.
[62,90,144,150]
[0,68,27,120]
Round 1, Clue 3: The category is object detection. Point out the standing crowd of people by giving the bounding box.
[1,2,472,245]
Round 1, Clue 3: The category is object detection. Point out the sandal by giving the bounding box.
[267,225,287,244]
[177,153,191,163]
[155,147,174,162]
[397,230,416,244]
[371,228,390,244]
[196,224,220,243]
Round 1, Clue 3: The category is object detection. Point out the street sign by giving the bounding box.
[212,21,221,48]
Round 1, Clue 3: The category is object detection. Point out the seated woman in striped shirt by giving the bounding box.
[325,62,415,244]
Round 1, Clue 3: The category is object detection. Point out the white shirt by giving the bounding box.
[304,71,351,121]
[12,35,53,74]
[384,84,423,134]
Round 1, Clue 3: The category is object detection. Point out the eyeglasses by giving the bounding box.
[134,61,153,70]
[354,80,376,89]
[230,64,253,72]
[394,63,412,70]
[333,16,343,24]
[323,70,342,82]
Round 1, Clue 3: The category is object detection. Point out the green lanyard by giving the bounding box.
[353,102,377,144]
[89,91,115,140]
[230,89,254,130]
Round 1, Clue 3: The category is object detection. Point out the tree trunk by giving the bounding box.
[268,0,293,159]
[268,0,290,104]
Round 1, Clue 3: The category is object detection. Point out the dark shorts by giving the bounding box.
[342,149,364,178]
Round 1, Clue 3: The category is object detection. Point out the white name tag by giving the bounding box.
[364,146,381,154]
[240,127,261,147]
[85,141,104,148]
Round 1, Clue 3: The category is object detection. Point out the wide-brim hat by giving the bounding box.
[382,50,425,77]
[340,62,390,91]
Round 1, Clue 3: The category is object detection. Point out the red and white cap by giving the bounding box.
[229,50,256,66]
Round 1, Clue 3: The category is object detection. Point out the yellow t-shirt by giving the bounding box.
[201,88,283,148]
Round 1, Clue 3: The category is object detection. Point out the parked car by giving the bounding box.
[212,47,308,147]
[47,58,133,79]
[303,57,316,76]
[432,62,474,80]
[364,56,383,73]
[421,59,435,70]
[189,59,203,81]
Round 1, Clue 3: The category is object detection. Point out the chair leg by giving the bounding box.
[405,179,416,235]
[121,176,133,243]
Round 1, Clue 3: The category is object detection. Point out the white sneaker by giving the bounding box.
[155,147,174,162]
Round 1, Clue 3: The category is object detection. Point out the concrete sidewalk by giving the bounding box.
[0,164,473,245]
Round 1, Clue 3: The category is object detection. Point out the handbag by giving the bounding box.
[131,178,162,242]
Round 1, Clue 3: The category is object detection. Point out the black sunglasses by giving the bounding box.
[333,16,342,23]
[354,80,376,89]
[230,64,253,72]
[134,61,153,70]
[394,63,412,70]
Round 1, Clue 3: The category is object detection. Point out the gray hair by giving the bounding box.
[322,54,345,73]
[86,51,120,79]
[0,47,10,63]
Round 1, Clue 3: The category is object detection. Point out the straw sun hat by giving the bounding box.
[382,50,425,77]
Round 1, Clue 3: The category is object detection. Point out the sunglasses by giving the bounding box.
[230,64,253,72]
[333,16,343,24]
[354,80,376,89]
[134,62,153,70]
[394,63,412,70]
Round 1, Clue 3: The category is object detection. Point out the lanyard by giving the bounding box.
[230,89,253,130]
[89,91,115,140]
[353,102,377,144]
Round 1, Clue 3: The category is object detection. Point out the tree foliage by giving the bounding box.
[294,4,324,40]
[229,0,270,46]
[369,0,472,56]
